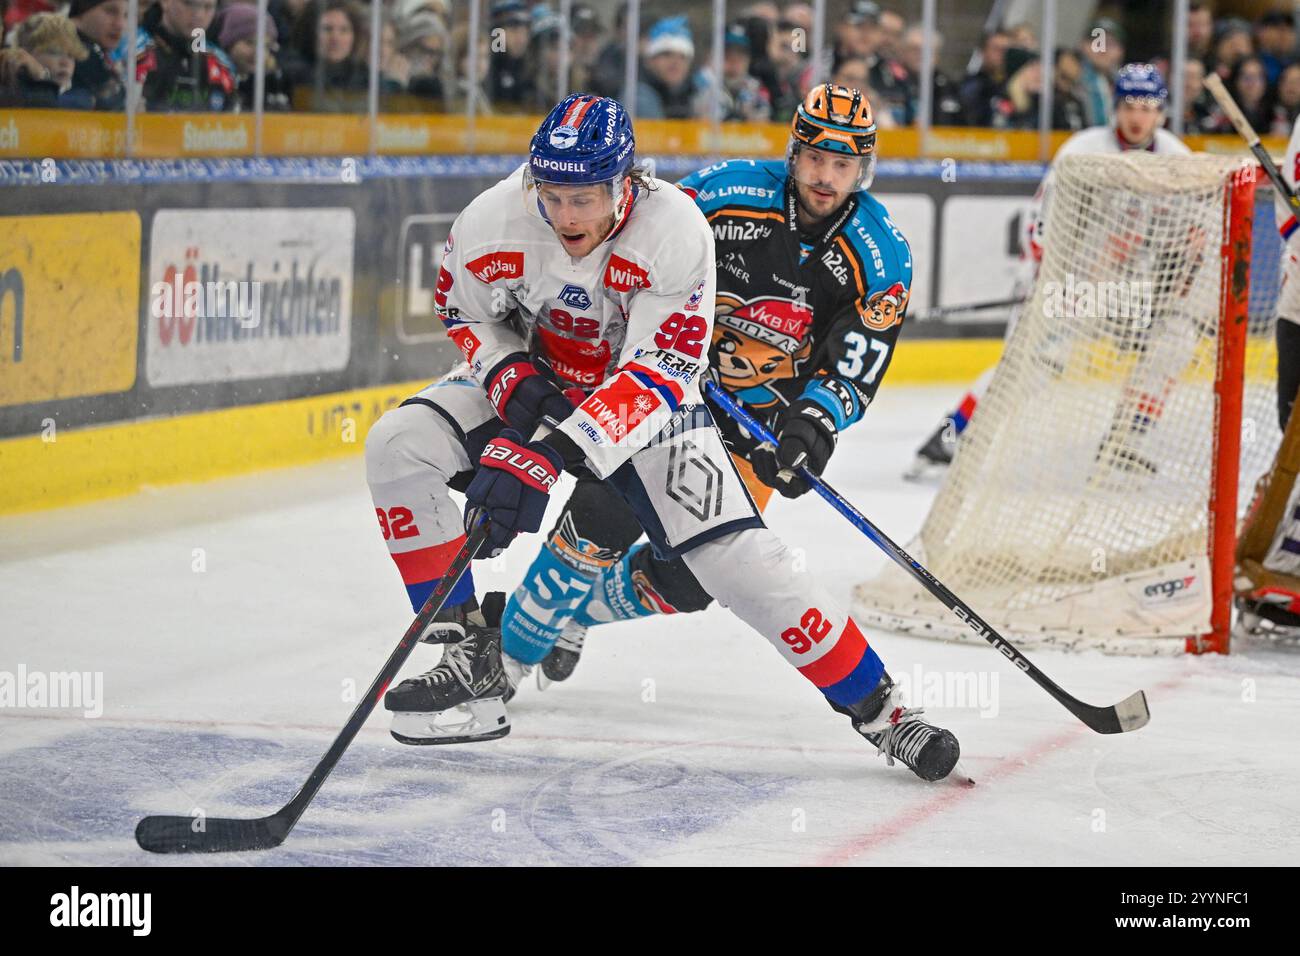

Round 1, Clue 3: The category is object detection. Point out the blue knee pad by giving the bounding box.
[501,540,599,664]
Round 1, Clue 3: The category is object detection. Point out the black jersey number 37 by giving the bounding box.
[837,331,890,384]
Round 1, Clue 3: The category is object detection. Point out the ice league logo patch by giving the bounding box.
[685,279,706,311]
[559,284,592,310]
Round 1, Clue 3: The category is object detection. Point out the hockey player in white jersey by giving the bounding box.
[909,63,1190,477]
[363,94,961,781]
[1234,109,1300,642]
[1267,112,1300,433]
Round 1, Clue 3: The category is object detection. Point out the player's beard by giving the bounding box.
[794,180,848,228]
[554,212,616,258]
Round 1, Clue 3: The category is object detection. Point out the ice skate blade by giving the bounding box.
[949,760,976,787]
[902,457,949,484]
[391,727,510,746]
[389,698,510,745]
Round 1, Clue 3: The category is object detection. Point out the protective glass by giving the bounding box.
[785,141,877,197]
[523,171,624,227]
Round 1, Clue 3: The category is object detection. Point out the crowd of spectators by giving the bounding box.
[1180,4,1300,136]
[2,0,1300,138]
[0,0,467,111]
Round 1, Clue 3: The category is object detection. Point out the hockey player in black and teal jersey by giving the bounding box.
[493,85,917,691]
[680,141,912,503]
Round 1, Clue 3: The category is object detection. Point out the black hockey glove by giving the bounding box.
[751,398,838,499]
[484,353,580,437]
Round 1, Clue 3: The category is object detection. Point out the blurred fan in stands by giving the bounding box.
[135,0,237,111]
[286,0,369,108]
[524,8,565,113]
[486,0,531,110]
[0,11,91,108]
[901,25,963,127]
[717,21,771,122]
[636,16,710,120]
[989,46,1040,129]
[568,2,601,92]
[1077,17,1125,127]
[394,4,448,104]
[216,2,292,111]
[68,0,126,110]
[959,29,1010,126]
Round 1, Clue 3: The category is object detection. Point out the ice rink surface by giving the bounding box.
[2,385,1298,866]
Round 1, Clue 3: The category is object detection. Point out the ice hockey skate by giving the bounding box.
[386,592,528,744]
[840,674,962,783]
[1233,593,1300,646]
[539,618,587,685]
[903,418,956,482]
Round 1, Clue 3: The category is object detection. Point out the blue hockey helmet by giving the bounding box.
[528,93,636,186]
[1114,63,1168,108]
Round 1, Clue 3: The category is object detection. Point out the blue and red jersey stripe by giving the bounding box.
[392,534,476,612]
[796,617,886,709]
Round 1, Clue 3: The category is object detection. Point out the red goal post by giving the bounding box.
[1203,163,1255,653]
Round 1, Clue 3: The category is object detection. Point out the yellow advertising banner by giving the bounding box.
[0,110,1286,163]
[0,377,426,514]
[0,212,140,407]
[0,109,128,158]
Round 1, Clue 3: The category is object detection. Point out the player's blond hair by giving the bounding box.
[17,14,89,60]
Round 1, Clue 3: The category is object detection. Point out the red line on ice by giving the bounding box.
[810,672,1190,867]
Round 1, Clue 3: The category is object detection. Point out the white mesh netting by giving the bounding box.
[854,153,1283,655]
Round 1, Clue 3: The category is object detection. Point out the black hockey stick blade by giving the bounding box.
[1071,689,1150,735]
[135,523,489,854]
[135,811,290,854]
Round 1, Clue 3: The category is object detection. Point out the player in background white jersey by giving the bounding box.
[1270,116,1300,432]
[1233,111,1300,642]
[364,94,961,781]
[908,63,1190,478]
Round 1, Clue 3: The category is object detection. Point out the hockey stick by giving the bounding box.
[705,381,1150,734]
[1204,73,1300,213]
[912,295,1025,322]
[135,522,491,853]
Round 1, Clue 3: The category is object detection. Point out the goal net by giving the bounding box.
[854,153,1283,655]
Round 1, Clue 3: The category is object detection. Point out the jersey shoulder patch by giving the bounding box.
[678,159,785,217]
[835,192,913,286]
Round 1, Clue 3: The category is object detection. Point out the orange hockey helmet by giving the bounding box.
[787,83,878,190]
